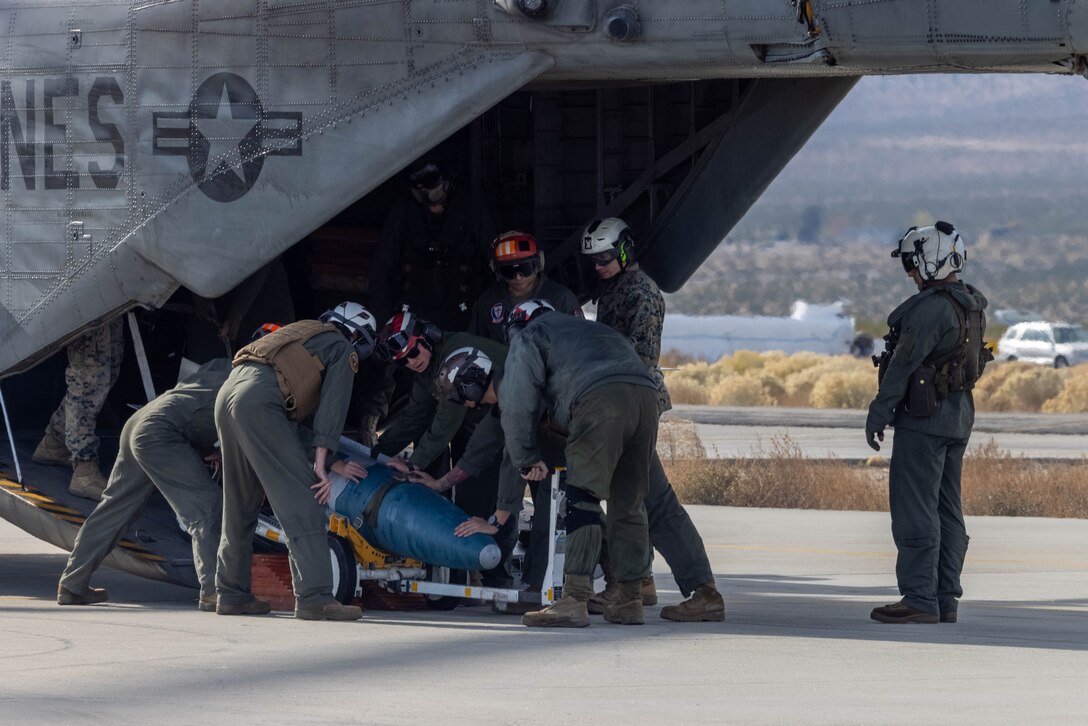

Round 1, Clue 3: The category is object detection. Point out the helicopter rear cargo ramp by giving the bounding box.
[0,435,199,589]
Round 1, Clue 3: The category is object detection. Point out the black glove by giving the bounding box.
[865,428,884,452]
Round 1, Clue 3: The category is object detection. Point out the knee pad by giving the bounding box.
[565,487,603,534]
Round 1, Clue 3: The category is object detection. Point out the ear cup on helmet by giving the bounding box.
[617,229,635,267]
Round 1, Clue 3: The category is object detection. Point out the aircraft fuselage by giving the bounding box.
[0,0,1085,377]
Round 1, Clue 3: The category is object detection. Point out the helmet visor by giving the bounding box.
[891,243,917,274]
[379,332,426,366]
[376,330,414,362]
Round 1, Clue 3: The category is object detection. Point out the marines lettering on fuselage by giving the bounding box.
[152,72,303,203]
[0,76,124,191]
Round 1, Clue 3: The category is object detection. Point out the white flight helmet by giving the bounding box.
[437,347,494,405]
[892,221,966,283]
[320,301,379,358]
[581,217,635,267]
[506,298,556,336]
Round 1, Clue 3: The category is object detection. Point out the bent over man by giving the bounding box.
[57,358,231,609]
[215,302,377,621]
[501,301,659,628]
[866,222,989,624]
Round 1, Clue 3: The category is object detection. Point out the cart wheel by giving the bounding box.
[328,534,358,605]
[423,565,469,610]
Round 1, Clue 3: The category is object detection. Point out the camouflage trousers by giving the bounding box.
[44,318,125,462]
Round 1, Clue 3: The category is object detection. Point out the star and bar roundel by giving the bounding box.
[153,73,303,203]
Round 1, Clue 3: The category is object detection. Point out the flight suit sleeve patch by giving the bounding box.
[349,351,359,373]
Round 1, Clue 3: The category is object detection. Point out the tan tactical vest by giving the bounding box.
[233,320,337,421]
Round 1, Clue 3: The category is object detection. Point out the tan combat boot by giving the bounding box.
[602,580,645,625]
[587,581,619,614]
[32,434,71,467]
[640,576,658,606]
[295,601,364,621]
[57,584,108,605]
[217,597,273,616]
[69,460,107,501]
[660,583,725,622]
[588,575,657,614]
[522,575,591,628]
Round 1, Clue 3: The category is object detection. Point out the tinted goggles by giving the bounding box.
[591,250,620,266]
[377,330,425,364]
[498,258,541,280]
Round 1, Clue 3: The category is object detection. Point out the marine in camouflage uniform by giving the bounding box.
[57,359,231,608]
[33,318,125,501]
[585,217,723,622]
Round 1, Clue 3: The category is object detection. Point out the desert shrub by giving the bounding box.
[667,434,886,511]
[666,353,1088,414]
[974,363,1064,412]
[809,369,877,409]
[661,348,701,368]
[665,377,710,405]
[663,431,1088,518]
[762,351,826,381]
[783,357,872,407]
[755,374,788,406]
[1041,366,1088,413]
[706,375,773,406]
[962,440,1088,518]
[666,360,716,387]
[723,349,769,375]
[666,459,738,507]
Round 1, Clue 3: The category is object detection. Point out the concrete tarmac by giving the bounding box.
[2,508,1087,724]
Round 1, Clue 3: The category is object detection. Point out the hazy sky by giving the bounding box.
[730,72,1088,239]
